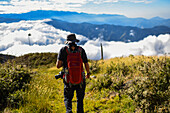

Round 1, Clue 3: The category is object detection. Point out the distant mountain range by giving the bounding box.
[0,10,170,28]
[0,17,21,23]
[0,10,170,43]
[46,19,170,42]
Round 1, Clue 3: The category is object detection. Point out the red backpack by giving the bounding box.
[64,46,84,85]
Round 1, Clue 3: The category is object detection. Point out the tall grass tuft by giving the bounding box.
[19,68,65,113]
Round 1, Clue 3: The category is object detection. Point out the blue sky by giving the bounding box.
[0,0,170,19]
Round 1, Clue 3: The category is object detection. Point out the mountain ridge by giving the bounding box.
[46,19,170,42]
[0,10,170,28]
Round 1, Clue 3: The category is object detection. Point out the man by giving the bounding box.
[56,34,90,113]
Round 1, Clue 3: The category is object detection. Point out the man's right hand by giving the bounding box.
[56,60,63,69]
[86,72,90,79]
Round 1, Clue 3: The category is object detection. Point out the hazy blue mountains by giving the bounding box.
[0,10,170,43]
[0,10,170,28]
[0,17,21,23]
[46,19,170,42]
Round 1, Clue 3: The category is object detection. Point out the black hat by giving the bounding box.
[65,34,79,44]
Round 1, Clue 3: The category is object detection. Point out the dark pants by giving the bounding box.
[64,81,86,113]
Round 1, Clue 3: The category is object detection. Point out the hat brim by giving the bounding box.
[64,39,79,44]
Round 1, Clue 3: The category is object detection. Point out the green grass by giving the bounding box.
[18,67,65,113]
[11,61,135,113]
[6,64,134,113]
[1,55,170,113]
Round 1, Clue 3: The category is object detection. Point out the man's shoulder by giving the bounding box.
[60,46,68,51]
[77,46,84,50]
[60,45,85,53]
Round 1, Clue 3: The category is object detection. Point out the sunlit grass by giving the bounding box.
[17,67,65,113]
[5,55,169,113]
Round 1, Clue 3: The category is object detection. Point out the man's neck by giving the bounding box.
[71,46,75,51]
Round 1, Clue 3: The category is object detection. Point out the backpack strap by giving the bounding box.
[65,46,71,54]
[78,46,82,57]
[66,46,82,54]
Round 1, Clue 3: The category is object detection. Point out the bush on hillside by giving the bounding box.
[126,58,170,112]
[89,60,101,74]
[0,54,16,64]
[0,63,33,110]
[12,53,58,68]
[106,61,131,77]
[88,75,113,91]
[88,56,170,112]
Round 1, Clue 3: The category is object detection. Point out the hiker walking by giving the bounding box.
[56,34,90,113]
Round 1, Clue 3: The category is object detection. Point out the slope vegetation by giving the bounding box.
[0,54,169,113]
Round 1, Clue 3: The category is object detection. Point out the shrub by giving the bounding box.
[12,52,58,68]
[126,57,170,112]
[0,54,15,64]
[88,56,170,112]
[88,75,113,91]
[89,60,101,74]
[106,62,130,77]
[0,63,32,110]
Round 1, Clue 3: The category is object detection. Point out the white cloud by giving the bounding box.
[121,0,152,3]
[0,19,88,55]
[0,0,87,14]
[84,34,170,60]
[0,1,9,4]
[0,20,169,59]
[87,0,153,4]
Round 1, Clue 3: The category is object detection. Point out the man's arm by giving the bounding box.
[56,60,63,69]
[56,47,65,69]
[81,47,90,78]
[84,62,90,78]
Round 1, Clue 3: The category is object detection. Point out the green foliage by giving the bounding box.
[88,75,113,91]
[126,57,170,112]
[7,90,25,109]
[106,61,131,77]
[19,68,65,113]
[0,54,15,63]
[1,55,169,113]
[84,92,135,113]
[12,52,58,68]
[0,63,32,110]
[88,56,170,112]
[89,61,130,91]
[89,60,101,74]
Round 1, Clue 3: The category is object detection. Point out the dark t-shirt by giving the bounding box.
[57,45,88,68]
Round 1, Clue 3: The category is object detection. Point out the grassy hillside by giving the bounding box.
[12,52,58,68]
[0,54,15,63]
[0,54,169,113]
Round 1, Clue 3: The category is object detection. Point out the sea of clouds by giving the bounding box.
[0,19,170,60]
